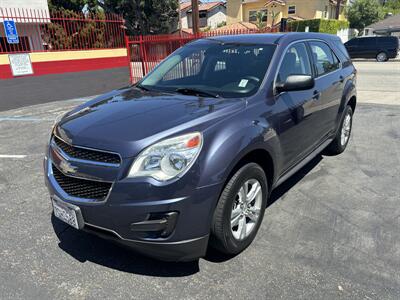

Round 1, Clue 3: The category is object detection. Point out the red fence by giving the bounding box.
[0,7,125,53]
[126,28,279,83]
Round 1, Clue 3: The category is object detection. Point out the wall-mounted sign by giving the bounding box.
[3,20,19,44]
[8,54,34,77]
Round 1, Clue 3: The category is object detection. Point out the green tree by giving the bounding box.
[270,10,279,27]
[345,0,384,31]
[101,0,179,35]
[382,0,400,15]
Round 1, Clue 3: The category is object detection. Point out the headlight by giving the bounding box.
[127,132,203,181]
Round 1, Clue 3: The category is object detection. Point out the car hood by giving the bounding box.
[55,87,244,158]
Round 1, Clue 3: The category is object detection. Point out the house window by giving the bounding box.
[288,5,296,14]
[324,5,329,18]
[249,9,267,22]
[199,11,207,19]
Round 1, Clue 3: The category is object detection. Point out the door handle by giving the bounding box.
[313,90,320,100]
[339,76,344,83]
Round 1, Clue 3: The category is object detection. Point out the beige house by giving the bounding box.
[180,1,227,30]
[227,0,347,27]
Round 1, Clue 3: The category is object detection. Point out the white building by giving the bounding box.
[0,0,50,51]
[180,1,227,30]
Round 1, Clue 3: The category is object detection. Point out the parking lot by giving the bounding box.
[0,61,399,299]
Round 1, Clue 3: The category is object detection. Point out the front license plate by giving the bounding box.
[52,198,83,229]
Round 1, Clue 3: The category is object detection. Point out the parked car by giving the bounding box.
[344,36,399,62]
[45,33,357,261]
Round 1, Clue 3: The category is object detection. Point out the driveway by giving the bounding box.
[0,61,399,299]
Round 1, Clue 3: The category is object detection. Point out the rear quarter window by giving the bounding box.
[379,37,399,46]
[334,40,351,65]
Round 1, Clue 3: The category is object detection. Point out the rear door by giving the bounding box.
[357,37,377,58]
[378,37,399,58]
[308,41,343,138]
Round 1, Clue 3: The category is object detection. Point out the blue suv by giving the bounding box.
[45,33,357,261]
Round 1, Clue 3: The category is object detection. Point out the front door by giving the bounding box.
[275,42,322,172]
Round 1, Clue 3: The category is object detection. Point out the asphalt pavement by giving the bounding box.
[0,67,130,112]
[0,61,399,299]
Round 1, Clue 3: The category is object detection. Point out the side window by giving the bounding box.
[358,38,373,47]
[347,38,358,46]
[309,41,340,77]
[277,43,311,83]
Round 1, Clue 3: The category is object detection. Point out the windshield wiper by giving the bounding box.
[175,88,219,98]
[135,83,150,91]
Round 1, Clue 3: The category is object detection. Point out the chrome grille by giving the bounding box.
[52,164,112,200]
[53,136,121,165]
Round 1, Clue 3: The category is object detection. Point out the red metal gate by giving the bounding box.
[126,28,279,84]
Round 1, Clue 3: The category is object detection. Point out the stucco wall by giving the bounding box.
[207,6,227,29]
[0,0,50,20]
[228,0,347,25]
[226,0,243,24]
[0,23,45,51]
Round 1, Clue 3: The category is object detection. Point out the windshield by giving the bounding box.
[139,39,276,98]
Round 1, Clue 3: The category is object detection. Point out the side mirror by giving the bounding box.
[276,75,315,93]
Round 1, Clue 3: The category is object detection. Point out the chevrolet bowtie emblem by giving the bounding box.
[59,160,78,174]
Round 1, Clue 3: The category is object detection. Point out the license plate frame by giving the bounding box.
[52,196,84,229]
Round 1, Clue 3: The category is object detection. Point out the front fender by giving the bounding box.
[198,109,280,189]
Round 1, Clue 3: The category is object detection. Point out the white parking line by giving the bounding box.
[0,155,27,158]
[0,116,52,122]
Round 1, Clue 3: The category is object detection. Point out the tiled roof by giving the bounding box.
[210,21,258,32]
[181,1,225,12]
[264,0,287,6]
[180,1,194,11]
[199,1,225,11]
[367,14,400,30]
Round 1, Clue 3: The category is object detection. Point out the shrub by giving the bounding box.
[288,19,349,34]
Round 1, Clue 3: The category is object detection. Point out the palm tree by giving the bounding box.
[270,9,279,27]
[255,11,267,30]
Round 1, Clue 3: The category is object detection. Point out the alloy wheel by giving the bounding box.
[340,112,352,146]
[230,179,262,240]
[377,52,387,62]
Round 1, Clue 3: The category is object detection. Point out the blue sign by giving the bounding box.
[3,20,19,44]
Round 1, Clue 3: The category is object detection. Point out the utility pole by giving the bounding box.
[335,0,342,20]
[191,0,200,34]
[178,0,183,35]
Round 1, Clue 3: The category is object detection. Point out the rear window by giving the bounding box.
[377,36,399,46]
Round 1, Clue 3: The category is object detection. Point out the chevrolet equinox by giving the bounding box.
[45,33,357,261]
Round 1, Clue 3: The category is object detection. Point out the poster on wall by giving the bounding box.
[8,53,34,77]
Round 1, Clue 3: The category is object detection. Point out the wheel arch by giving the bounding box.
[347,95,357,113]
[222,148,275,195]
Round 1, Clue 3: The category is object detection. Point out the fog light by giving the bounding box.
[130,212,178,238]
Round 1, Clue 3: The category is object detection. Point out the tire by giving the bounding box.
[326,105,353,155]
[210,163,268,255]
[376,52,387,62]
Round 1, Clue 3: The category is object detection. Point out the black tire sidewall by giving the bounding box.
[219,163,268,254]
[337,105,353,152]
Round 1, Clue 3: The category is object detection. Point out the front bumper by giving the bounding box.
[44,153,221,261]
[82,222,209,262]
